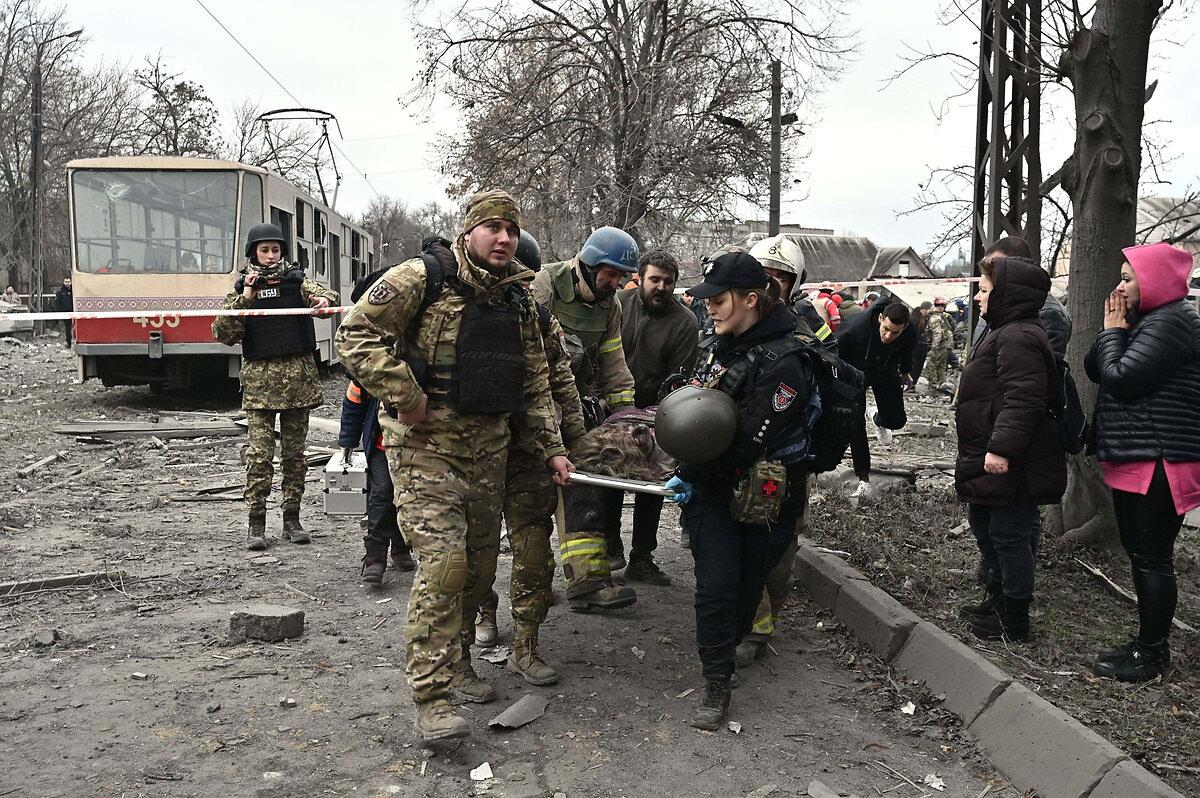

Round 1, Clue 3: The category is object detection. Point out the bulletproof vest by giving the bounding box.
[545,260,608,353]
[240,270,316,361]
[535,301,553,339]
[422,273,528,416]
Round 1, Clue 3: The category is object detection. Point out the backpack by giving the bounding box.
[803,342,865,473]
[1051,354,1088,455]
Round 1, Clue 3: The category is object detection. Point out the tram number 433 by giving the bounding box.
[131,314,181,329]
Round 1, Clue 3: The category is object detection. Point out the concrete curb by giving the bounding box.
[793,537,1184,798]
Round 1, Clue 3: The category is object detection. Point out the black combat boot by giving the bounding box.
[282,509,310,544]
[1094,638,1138,664]
[691,675,732,731]
[391,540,416,572]
[361,547,387,584]
[958,582,1002,621]
[1092,638,1170,682]
[626,554,671,586]
[246,514,267,551]
[968,596,1030,642]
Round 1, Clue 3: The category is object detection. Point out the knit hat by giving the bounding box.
[461,190,521,233]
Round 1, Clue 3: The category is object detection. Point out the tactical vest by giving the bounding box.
[240,270,316,361]
[417,250,528,416]
[545,260,609,353]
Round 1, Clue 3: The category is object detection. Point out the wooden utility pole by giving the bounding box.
[769,59,782,236]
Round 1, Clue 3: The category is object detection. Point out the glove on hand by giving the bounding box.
[665,475,694,504]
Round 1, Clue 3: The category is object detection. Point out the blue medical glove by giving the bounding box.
[665,476,694,504]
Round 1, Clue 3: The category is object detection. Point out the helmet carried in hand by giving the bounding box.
[654,385,738,464]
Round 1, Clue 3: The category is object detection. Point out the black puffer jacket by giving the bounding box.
[955,257,1066,506]
[833,298,916,386]
[1086,299,1200,462]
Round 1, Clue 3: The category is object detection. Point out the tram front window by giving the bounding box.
[71,169,238,274]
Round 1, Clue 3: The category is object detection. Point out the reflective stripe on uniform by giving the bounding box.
[606,389,635,407]
[560,538,607,558]
[813,324,831,341]
[751,613,775,636]
[598,337,623,355]
[346,382,363,402]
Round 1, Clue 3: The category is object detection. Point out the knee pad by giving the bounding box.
[515,532,552,570]
[427,550,468,593]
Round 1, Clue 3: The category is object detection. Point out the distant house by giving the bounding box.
[1053,196,1200,280]
[871,246,935,279]
[791,235,879,283]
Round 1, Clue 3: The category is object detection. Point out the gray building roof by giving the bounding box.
[790,235,879,283]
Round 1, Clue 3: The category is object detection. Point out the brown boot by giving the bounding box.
[361,548,387,584]
[282,510,310,544]
[475,602,499,646]
[246,514,267,551]
[413,699,469,741]
[567,582,637,613]
[449,660,497,703]
[507,636,559,685]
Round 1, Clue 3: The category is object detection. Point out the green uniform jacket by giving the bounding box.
[615,288,698,408]
[335,238,566,463]
[531,258,636,409]
[211,261,339,410]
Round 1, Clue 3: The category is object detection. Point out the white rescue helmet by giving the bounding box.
[749,234,807,296]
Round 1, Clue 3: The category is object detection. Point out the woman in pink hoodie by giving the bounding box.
[1085,241,1200,681]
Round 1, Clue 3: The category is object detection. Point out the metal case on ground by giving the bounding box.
[323,451,368,516]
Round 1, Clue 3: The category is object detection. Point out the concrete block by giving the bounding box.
[229,604,305,642]
[794,544,867,611]
[893,621,1010,725]
[832,580,920,660]
[968,683,1126,798]
[1088,760,1185,798]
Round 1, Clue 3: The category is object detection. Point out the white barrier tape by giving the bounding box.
[794,276,982,293]
[0,305,353,323]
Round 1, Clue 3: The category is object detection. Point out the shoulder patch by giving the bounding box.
[772,383,797,412]
[368,280,399,305]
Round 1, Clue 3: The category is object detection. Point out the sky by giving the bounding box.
[67,0,1200,263]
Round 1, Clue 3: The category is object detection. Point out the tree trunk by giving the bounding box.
[1056,0,1161,546]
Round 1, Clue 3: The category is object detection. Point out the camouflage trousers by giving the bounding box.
[559,484,613,599]
[389,445,506,705]
[926,346,950,389]
[746,478,812,643]
[244,408,310,515]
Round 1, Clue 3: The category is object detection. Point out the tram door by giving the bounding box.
[328,230,342,337]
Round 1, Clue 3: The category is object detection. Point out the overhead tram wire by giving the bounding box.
[192,0,382,201]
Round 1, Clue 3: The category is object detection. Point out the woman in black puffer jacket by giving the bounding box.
[955,256,1066,642]
[1085,241,1200,682]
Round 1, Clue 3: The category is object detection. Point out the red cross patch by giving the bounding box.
[772,383,797,412]
[761,479,779,497]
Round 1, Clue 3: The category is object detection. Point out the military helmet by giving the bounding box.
[579,226,639,273]
[516,230,542,272]
[244,222,288,259]
[749,234,806,284]
[654,385,738,464]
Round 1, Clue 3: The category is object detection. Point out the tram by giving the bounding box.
[66,156,374,390]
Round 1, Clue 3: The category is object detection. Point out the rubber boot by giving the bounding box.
[507,636,559,685]
[413,699,469,741]
[449,660,497,703]
[691,675,731,731]
[282,510,310,544]
[958,582,1002,621]
[360,547,387,584]
[246,514,267,551]
[567,582,637,613]
[1092,638,1170,682]
[968,596,1030,642]
[476,591,500,646]
[735,639,762,669]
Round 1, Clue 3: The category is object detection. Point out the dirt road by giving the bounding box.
[0,339,1013,797]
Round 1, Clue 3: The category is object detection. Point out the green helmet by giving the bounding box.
[654,385,738,464]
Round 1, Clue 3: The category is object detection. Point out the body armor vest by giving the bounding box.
[240,270,316,361]
[545,260,608,353]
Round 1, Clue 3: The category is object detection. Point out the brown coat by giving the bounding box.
[954,257,1066,506]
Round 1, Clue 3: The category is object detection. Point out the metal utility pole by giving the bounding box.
[970,0,1041,337]
[29,27,83,334]
[768,60,782,236]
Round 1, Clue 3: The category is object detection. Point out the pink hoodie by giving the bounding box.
[1100,242,1200,513]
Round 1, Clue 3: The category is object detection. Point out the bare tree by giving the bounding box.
[358,195,456,266]
[130,55,222,158]
[224,100,331,196]
[409,0,849,256]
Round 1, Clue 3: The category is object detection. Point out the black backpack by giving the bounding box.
[803,342,865,473]
[1051,354,1088,455]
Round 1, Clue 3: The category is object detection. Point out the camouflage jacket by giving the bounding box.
[212,261,339,410]
[928,309,954,351]
[532,309,588,452]
[335,238,565,462]
[531,258,636,409]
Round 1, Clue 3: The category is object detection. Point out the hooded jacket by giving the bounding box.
[955,257,1065,506]
[1086,242,1200,464]
[833,298,916,386]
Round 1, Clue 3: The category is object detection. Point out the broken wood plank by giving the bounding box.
[17,452,60,477]
[1076,559,1197,634]
[168,492,241,503]
[54,420,243,440]
[0,463,109,510]
[0,569,129,597]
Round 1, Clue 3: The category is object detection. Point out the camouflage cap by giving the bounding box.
[462,190,522,233]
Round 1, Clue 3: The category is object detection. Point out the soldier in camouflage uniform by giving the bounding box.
[335,191,572,742]
[925,297,955,392]
[531,227,640,613]
[212,223,338,551]
[475,230,589,687]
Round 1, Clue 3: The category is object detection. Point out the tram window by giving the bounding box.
[269,206,295,261]
[297,242,311,272]
[71,169,237,274]
[296,199,310,240]
[239,173,264,249]
[316,243,327,276]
